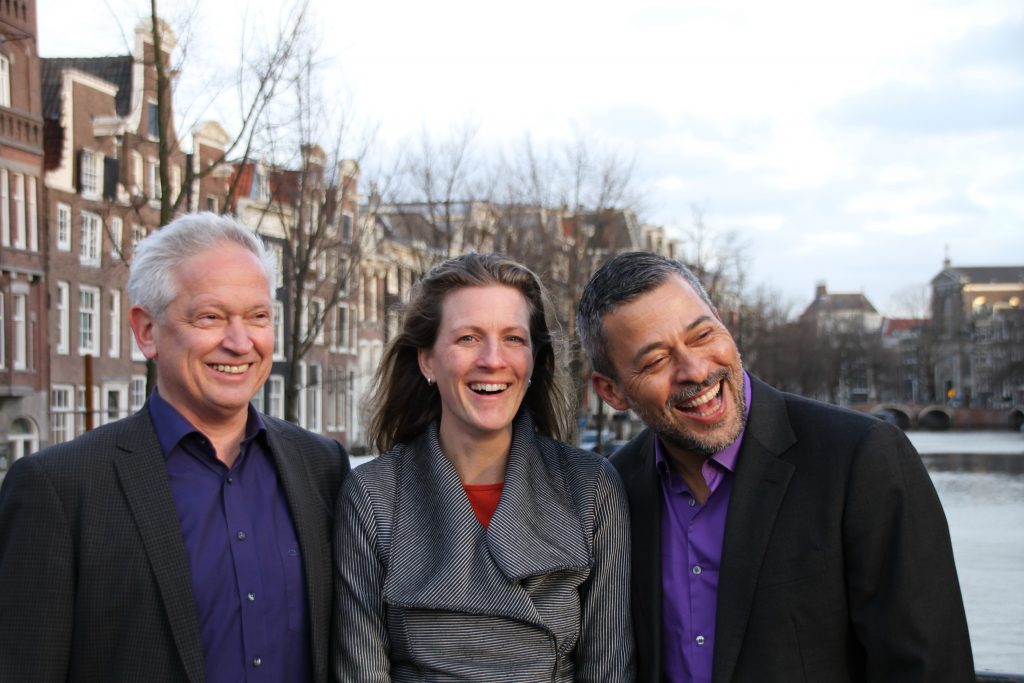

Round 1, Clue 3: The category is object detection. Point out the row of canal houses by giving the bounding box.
[0,6,681,472]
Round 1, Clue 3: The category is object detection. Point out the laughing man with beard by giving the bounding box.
[576,251,974,683]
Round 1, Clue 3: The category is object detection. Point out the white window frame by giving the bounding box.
[27,176,37,252]
[103,383,129,424]
[146,158,159,200]
[11,172,24,249]
[78,285,100,356]
[273,300,285,360]
[0,54,10,107]
[108,289,121,358]
[80,150,101,197]
[79,211,101,266]
[12,292,26,370]
[311,297,325,345]
[56,281,70,355]
[109,216,123,258]
[131,151,143,196]
[268,375,284,419]
[56,203,71,251]
[0,292,5,369]
[307,363,322,433]
[130,376,146,413]
[0,168,9,246]
[51,385,75,444]
[334,303,349,351]
[251,380,265,414]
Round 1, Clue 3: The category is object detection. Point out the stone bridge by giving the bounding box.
[850,403,1024,431]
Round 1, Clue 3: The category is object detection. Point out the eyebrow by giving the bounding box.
[629,315,713,366]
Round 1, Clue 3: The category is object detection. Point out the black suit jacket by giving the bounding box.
[611,374,974,682]
[0,407,349,683]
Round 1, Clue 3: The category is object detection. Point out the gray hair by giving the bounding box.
[576,251,716,379]
[127,212,277,319]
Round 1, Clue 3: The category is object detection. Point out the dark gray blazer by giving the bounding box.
[612,374,974,682]
[332,413,635,682]
[0,406,349,683]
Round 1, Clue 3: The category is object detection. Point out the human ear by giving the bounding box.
[592,372,630,411]
[128,306,159,360]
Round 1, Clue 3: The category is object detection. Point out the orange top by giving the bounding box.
[463,482,504,528]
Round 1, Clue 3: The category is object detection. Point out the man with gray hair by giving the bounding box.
[0,212,349,682]
[577,251,973,682]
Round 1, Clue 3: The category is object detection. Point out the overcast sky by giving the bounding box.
[39,0,1024,316]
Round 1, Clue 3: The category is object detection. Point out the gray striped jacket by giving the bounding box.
[332,413,635,682]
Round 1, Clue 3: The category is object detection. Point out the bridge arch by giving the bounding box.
[918,406,953,431]
[871,404,913,430]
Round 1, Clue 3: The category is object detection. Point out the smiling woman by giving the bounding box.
[332,253,635,682]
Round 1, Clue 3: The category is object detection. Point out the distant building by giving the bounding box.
[0,0,46,472]
[880,317,929,403]
[931,261,1024,406]
[799,282,883,405]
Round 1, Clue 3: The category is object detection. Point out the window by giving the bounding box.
[272,243,284,288]
[27,176,37,251]
[147,101,159,139]
[337,257,349,294]
[307,363,322,432]
[0,54,10,107]
[131,224,146,252]
[206,195,218,213]
[273,300,285,360]
[334,304,349,350]
[80,150,100,196]
[51,386,75,444]
[109,217,123,257]
[11,172,24,248]
[130,331,146,361]
[146,158,159,199]
[56,203,71,251]
[317,250,327,280]
[170,165,181,203]
[79,211,101,266]
[311,298,325,344]
[131,151,143,196]
[104,384,128,424]
[79,286,100,355]
[108,289,121,358]
[268,375,284,419]
[1,168,8,246]
[130,376,146,413]
[341,213,352,243]
[12,293,26,370]
[56,281,70,355]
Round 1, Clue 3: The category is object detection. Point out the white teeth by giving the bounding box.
[678,384,720,409]
[212,363,249,374]
[470,383,509,393]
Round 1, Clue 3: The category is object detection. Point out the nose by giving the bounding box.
[476,338,507,368]
[222,317,255,354]
[672,348,712,386]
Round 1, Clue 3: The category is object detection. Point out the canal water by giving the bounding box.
[908,430,1024,676]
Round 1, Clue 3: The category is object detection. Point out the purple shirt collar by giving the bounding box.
[654,370,752,476]
[148,389,266,458]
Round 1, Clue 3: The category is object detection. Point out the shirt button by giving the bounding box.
[247,592,256,602]
[688,497,696,507]
[692,565,702,575]
[253,657,262,667]
[226,476,234,484]
[237,531,247,541]
[696,635,705,646]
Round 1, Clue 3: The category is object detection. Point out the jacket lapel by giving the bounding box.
[264,423,332,683]
[612,429,663,683]
[384,415,590,632]
[712,377,796,683]
[112,411,206,683]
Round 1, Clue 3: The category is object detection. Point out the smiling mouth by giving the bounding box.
[671,372,729,418]
[470,382,509,395]
[210,363,251,375]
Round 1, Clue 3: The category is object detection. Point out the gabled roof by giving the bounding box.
[881,318,927,337]
[41,56,134,120]
[932,265,1024,286]
[801,287,879,320]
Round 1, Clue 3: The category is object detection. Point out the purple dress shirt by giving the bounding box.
[656,372,752,683]
[150,391,312,683]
